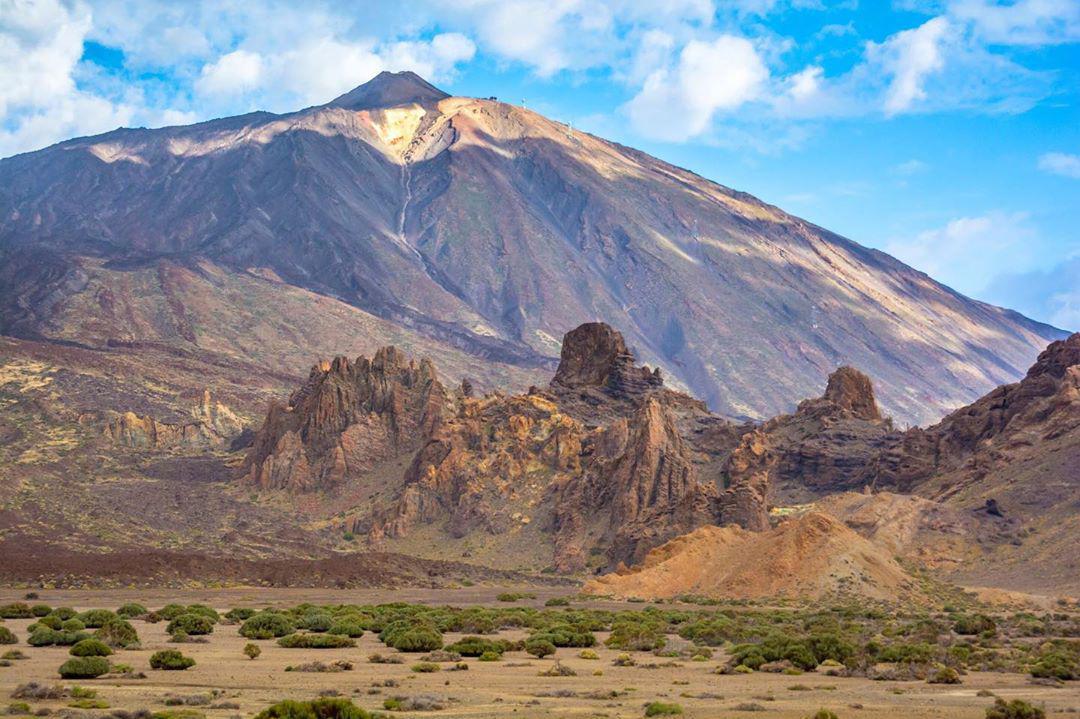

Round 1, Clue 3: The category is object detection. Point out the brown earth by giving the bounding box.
[583,512,924,602]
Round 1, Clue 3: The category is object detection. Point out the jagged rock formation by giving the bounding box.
[550,397,720,571]
[242,347,450,491]
[583,512,924,602]
[1,71,1064,427]
[716,430,773,531]
[102,390,243,450]
[363,328,723,572]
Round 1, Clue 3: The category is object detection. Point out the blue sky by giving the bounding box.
[2,0,1078,329]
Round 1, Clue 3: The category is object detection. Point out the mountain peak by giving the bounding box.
[326,70,450,111]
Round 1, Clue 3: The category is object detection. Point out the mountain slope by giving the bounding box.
[0,71,1064,424]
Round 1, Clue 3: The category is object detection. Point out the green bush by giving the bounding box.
[167,614,215,636]
[532,623,596,648]
[678,617,737,646]
[327,619,365,638]
[58,657,109,679]
[277,633,354,649]
[0,604,33,619]
[30,605,51,617]
[240,612,297,639]
[28,628,90,647]
[804,711,839,719]
[36,615,62,630]
[0,627,16,645]
[1030,651,1078,680]
[928,665,961,684]
[411,661,439,673]
[296,612,333,633]
[95,619,140,648]
[525,638,556,659]
[51,607,77,620]
[605,619,664,651]
[254,698,375,719]
[78,610,118,628]
[244,643,261,660]
[116,603,147,619]
[985,698,1045,719]
[644,702,683,716]
[183,605,220,622]
[156,604,188,621]
[544,597,571,607]
[149,650,195,670]
[225,608,257,623]
[445,636,505,657]
[69,639,113,657]
[954,615,996,636]
[379,620,443,652]
[61,619,86,632]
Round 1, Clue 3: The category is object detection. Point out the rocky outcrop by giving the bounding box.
[103,390,243,450]
[552,323,662,394]
[551,397,721,571]
[370,392,583,541]
[717,430,773,531]
[242,347,450,491]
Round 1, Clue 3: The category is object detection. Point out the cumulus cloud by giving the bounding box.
[625,35,769,141]
[948,0,1080,45]
[1038,152,1080,179]
[871,17,954,115]
[195,50,264,98]
[884,211,1039,297]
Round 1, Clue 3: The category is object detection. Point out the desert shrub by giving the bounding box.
[0,627,16,645]
[807,634,856,664]
[254,698,375,719]
[645,702,683,717]
[69,639,113,657]
[225,608,257,623]
[1029,650,1078,680]
[296,612,333,633]
[116,603,147,619]
[183,605,220,622]
[539,661,576,676]
[11,683,67,700]
[167,614,214,636]
[78,610,118,628]
[244,643,261,660]
[877,642,937,664]
[954,615,996,636]
[379,620,442,652]
[36,615,62,630]
[928,665,961,684]
[532,623,596,648]
[496,593,533,602]
[95,618,140,648]
[150,650,195,670]
[28,628,90,647]
[61,618,86,632]
[411,662,439,673]
[0,604,32,619]
[30,605,51,617]
[805,711,839,719]
[277,633,354,649]
[545,597,571,607]
[985,698,1045,719]
[445,636,505,657]
[605,619,664,651]
[156,604,188,621]
[525,638,556,659]
[478,650,500,661]
[58,657,109,679]
[327,618,365,638]
[678,618,737,646]
[50,607,77,620]
[240,612,296,639]
[578,649,599,660]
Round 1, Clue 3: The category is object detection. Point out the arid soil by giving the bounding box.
[0,590,1076,719]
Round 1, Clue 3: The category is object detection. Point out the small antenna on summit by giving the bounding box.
[521,98,526,109]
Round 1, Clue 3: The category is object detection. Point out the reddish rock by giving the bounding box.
[242,346,450,491]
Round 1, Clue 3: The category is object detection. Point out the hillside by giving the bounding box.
[0,71,1064,425]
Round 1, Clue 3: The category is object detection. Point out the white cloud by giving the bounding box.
[1038,152,1080,179]
[885,211,1039,296]
[870,17,954,115]
[195,50,264,98]
[985,254,1080,330]
[948,0,1080,45]
[891,159,928,176]
[625,35,769,141]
